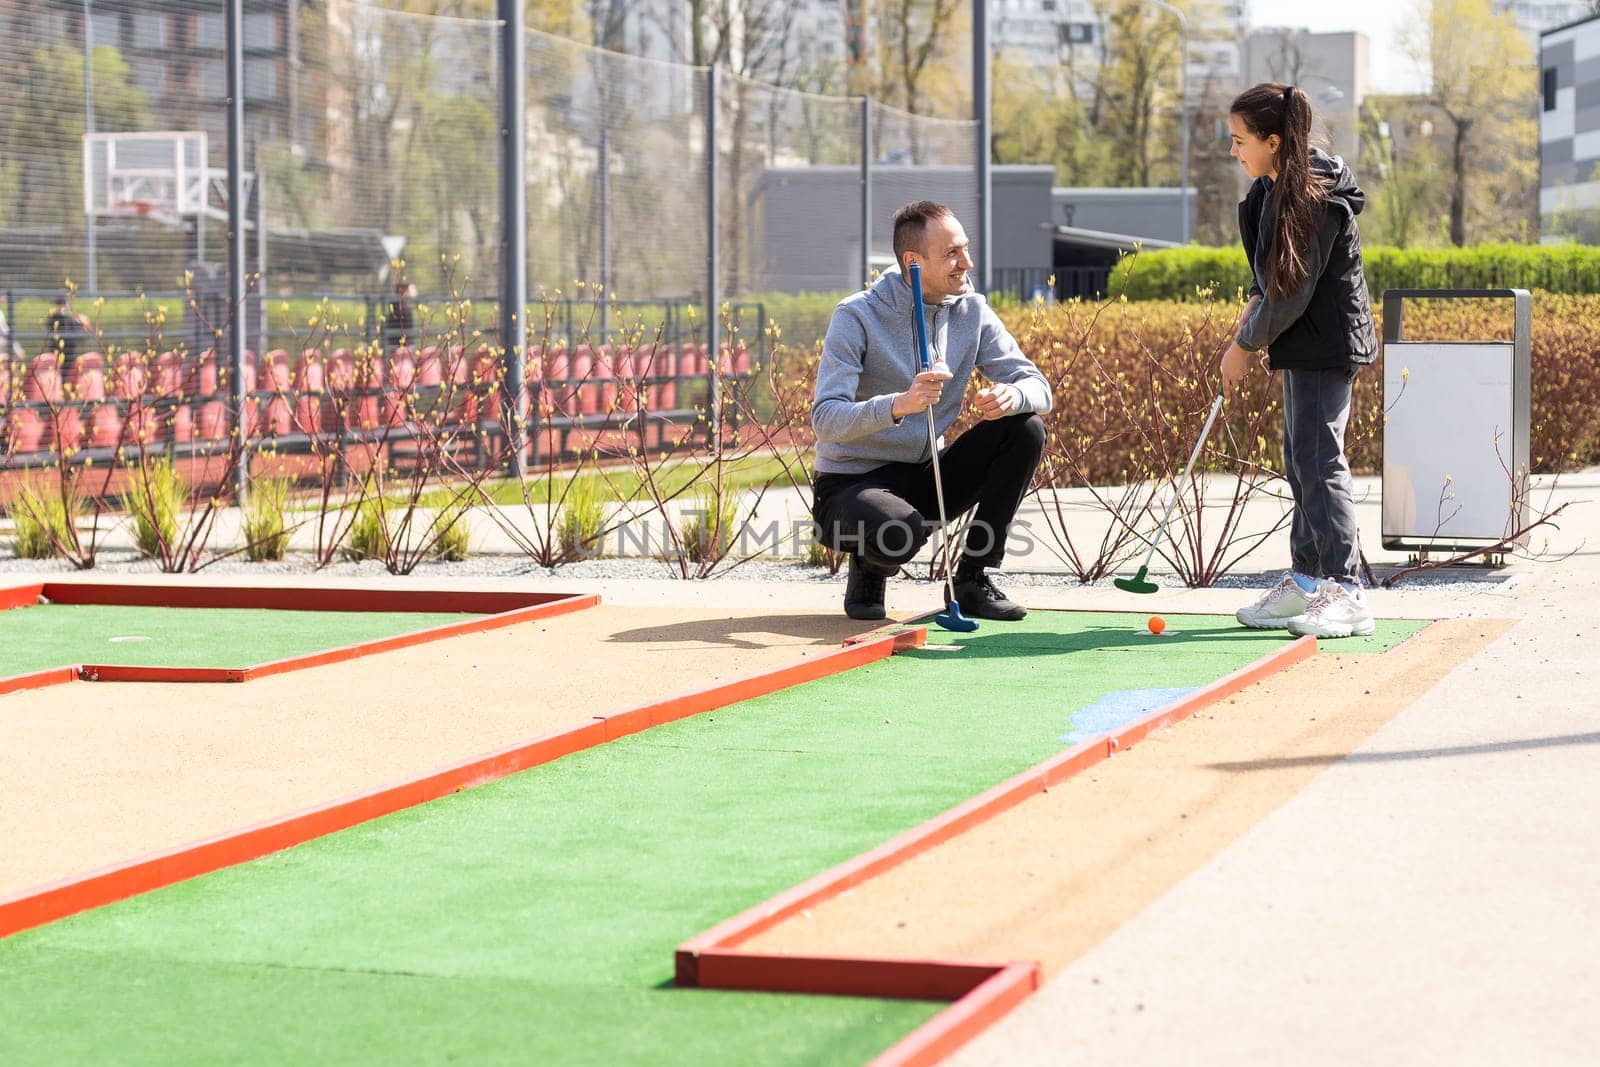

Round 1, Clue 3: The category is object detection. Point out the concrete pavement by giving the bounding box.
[949,473,1600,1065]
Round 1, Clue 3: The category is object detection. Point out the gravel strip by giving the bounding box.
[0,549,1521,592]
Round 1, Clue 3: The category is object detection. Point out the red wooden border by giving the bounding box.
[0,582,44,611]
[675,635,1320,1065]
[38,582,570,614]
[0,667,79,696]
[870,963,1040,1067]
[0,627,918,941]
[0,582,598,690]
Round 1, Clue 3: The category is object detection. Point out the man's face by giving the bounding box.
[905,214,974,303]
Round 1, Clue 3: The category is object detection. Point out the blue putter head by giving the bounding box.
[934,600,979,633]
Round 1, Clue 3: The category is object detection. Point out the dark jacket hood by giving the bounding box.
[1312,147,1364,218]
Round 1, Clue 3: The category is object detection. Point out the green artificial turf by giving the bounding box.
[0,611,1426,1064]
[0,604,473,676]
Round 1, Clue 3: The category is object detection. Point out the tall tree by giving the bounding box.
[0,43,150,230]
[991,52,1110,185]
[874,0,967,117]
[1401,0,1536,245]
[1094,0,1183,188]
[1360,99,1446,247]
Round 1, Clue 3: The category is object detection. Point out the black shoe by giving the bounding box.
[844,555,889,621]
[952,570,1027,621]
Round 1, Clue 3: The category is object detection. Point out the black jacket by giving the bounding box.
[1237,148,1377,370]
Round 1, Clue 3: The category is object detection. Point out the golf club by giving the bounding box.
[909,262,978,633]
[1114,391,1226,595]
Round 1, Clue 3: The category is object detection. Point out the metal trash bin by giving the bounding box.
[1380,288,1531,558]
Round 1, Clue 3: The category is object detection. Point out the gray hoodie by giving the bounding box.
[811,268,1052,475]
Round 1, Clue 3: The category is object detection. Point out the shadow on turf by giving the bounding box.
[902,624,1296,661]
[606,614,877,650]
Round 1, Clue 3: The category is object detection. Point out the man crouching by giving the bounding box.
[810,200,1051,621]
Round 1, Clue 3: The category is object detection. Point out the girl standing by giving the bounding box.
[1222,83,1378,638]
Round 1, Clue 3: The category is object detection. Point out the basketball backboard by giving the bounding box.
[83,132,217,226]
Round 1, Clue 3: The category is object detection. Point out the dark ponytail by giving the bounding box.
[1230,82,1327,299]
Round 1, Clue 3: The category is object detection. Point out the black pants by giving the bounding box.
[812,413,1045,575]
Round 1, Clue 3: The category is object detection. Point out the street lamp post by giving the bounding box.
[1145,0,1189,245]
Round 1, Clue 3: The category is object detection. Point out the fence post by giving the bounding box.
[598,126,609,345]
[226,0,248,500]
[498,0,529,476]
[972,0,992,294]
[706,63,720,452]
[860,95,871,289]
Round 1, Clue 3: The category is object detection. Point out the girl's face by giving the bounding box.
[1228,114,1280,181]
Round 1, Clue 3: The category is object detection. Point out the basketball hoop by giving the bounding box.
[113,200,155,218]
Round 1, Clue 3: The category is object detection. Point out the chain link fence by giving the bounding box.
[0,1,981,483]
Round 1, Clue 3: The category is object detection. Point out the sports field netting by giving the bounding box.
[0,611,1425,1062]
[0,604,470,676]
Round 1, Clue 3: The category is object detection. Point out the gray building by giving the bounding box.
[745,165,1053,295]
[1497,1,1589,45]
[1540,14,1600,241]
[745,165,1196,301]
[1241,27,1368,165]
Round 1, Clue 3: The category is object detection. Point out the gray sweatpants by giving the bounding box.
[1282,365,1361,586]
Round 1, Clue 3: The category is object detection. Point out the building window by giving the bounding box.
[132,12,169,49]
[245,13,279,49]
[1060,22,1094,45]
[1543,66,1558,112]
[194,13,224,50]
[131,57,167,96]
[89,11,121,47]
[199,58,225,98]
[246,58,279,100]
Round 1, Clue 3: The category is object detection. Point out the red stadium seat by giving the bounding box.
[24,355,63,404]
[154,351,184,397]
[66,352,105,400]
[292,350,324,393]
[7,407,45,452]
[87,403,123,449]
[196,400,229,441]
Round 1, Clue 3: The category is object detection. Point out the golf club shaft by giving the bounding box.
[1135,392,1225,572]
[925,409,958,604]
[908,261,960,605]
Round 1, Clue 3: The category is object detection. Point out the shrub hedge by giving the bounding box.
[1117,244,1600,302]
[996,293,1600,478]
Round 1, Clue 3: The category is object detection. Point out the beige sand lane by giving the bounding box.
[741,619,1508,975]
[0,603,869,896]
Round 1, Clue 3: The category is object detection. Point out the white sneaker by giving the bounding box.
[1236,575,1313,630]
[1287,582,1375,638]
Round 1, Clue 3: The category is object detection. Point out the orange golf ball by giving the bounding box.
[1147,615,1166,635]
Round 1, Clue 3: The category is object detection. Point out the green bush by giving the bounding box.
[122,459,184,559]
[558,477,605,560]
[432,500,472,562]
[679,486,740,564]
[1118,243,1600,302]
[243,479,292,562]
[342,494,389,562]
[8,477,76,559]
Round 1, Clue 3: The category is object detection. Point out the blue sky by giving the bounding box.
[1248,0,1428,94]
